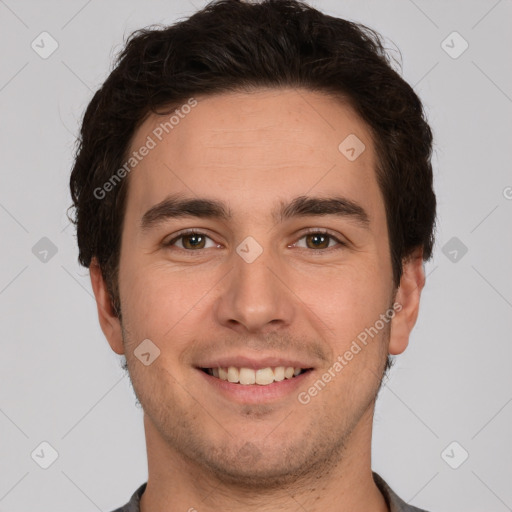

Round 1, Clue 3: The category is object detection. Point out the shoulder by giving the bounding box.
[373,472,431,512]
[109,482,147,512]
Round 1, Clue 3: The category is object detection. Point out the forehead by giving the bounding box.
[123,88,381,224]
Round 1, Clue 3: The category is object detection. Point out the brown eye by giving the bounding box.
[181,233,206,249]
[305,233,331,249]
[293,230,344,251]
[166,232,216,250]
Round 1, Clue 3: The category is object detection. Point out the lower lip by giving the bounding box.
[197,369,313,404]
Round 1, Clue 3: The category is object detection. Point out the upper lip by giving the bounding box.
[196,355,315,370]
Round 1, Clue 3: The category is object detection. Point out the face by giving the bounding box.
[91,88,423,487]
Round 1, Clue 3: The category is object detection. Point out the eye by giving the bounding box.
[291,229,346,251]
[163,229,345,252]
[165,230,218,250]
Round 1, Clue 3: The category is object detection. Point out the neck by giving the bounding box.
[139,407,388,512]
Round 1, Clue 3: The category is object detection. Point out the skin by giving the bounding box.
[90,88,425,512]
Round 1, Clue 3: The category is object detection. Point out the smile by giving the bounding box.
[201,366,311,385]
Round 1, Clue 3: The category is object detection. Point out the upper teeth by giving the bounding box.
[207,366,303,385]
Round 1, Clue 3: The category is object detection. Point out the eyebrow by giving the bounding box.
[140,193,370,231]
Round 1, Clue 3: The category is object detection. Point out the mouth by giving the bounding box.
[200,366,312,385]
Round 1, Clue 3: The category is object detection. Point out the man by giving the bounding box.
[69,0,436,510]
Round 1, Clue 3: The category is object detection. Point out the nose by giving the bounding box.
[214,245,295,334]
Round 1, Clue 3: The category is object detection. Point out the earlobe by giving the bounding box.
[89,258,125,355]
[388,248,425,355]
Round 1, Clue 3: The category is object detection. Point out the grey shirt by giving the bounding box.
[110,472,430,512]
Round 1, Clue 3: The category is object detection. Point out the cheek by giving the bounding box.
[118,259,217,340]
[292,257,392,347]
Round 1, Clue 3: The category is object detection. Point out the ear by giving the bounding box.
[89,258,125,355]
[388,248,426,355]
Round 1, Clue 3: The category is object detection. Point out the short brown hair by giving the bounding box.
[69,0,436,317]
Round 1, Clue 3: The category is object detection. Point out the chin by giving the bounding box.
[203,457,310,489]
[191,434,345,490]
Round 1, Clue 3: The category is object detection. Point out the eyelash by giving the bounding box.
[164,228,346,253]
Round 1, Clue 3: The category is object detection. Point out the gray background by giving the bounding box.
[0,0,511,511]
